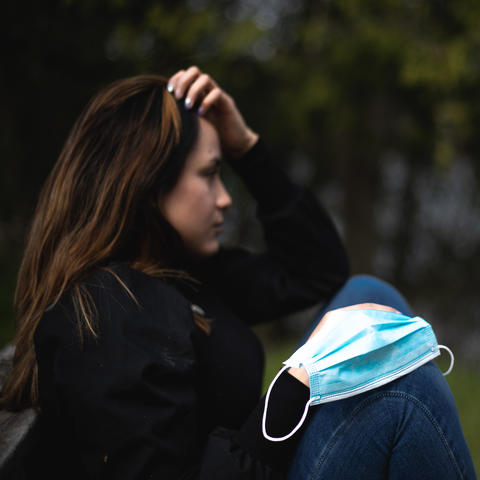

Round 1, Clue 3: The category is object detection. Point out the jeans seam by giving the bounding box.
[309,391,464,480]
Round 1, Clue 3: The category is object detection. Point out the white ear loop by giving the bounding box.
[438,344,455,376]
[262,365,318,442]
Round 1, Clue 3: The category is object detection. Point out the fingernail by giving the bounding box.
[167,84,174,93]
[197,106,204,116]
[184,97,192,109]
[175,88,182,98]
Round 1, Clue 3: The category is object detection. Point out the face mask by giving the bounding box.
[262,309,454,442]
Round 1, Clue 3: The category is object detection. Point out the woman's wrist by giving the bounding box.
[227,129,259,159]
[287,366,309,387]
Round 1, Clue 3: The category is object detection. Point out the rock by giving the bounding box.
[0,344,14,385]
[0,344,37,469]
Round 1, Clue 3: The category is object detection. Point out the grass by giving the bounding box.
[440,359,480,475]
[258,333,480,475]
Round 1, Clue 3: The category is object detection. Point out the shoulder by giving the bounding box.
[85,263,192,316]
[35,264,195,352]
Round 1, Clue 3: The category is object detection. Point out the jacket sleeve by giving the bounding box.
[34,268,309,479]
[200,138,350,324]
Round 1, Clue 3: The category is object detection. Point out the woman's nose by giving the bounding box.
[217,180,232,210]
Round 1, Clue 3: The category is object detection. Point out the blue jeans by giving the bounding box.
[288,275,476,479]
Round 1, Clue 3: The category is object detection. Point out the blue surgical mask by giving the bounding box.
[262,309,454,442]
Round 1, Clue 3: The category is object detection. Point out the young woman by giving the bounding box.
[0,67,475,479]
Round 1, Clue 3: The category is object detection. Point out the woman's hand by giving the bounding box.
[287,303,400,387]
[306,303,400,344]
[167,66,259,159]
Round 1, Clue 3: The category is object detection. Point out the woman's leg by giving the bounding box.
[287,362,476,479]
[323,274,413,314]
[300,274,414,344]
[288,275,476,479]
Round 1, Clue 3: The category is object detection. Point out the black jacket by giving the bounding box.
[3,139,349,479]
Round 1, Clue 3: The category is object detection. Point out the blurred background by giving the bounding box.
[0,0,479,467]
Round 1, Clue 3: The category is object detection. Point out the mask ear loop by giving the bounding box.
[438,344,454,376]
[262,365,318,442]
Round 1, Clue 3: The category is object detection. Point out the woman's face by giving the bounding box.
[159,118,232,257]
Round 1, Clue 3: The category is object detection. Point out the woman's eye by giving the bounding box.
[204,167,219,178]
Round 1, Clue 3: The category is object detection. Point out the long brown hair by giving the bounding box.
[1,74,204,411]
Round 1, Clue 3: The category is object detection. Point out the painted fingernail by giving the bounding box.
[184,97,192,109]
[175,88,182,98]
[197,106,204,116]
[167,84,174,93]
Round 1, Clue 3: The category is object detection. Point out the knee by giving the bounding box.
[338,274,412,315]
[344,274,392,296]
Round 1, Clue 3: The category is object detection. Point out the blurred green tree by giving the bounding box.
[1,0,480,362]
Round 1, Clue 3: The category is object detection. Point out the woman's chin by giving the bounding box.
[187,240,220,258]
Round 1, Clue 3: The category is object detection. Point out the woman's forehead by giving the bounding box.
[186,118,221,166]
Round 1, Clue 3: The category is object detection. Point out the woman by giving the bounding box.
[0,66,475,479]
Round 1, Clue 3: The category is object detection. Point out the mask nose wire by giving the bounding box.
[438,344,455,376]
[262,365,318,442]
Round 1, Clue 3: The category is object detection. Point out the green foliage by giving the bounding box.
[2,1,480,363]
